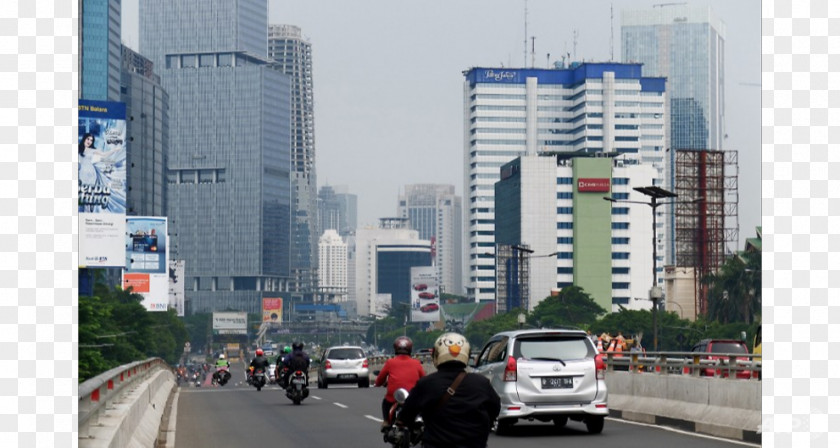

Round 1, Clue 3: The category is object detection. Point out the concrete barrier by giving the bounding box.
[605,371,761,443]
[80,369,175,448]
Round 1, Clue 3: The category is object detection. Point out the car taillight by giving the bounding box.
[504,356,517,382]
[595,354,606,380]
[325,360,332,370]
[363,359,369,368]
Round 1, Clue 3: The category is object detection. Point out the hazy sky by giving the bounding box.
[123,0,760,246]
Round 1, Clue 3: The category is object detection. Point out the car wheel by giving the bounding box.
[494,419,515,436]
[552,416,568,427]
[585,416,604,434]
[317,377,324,389]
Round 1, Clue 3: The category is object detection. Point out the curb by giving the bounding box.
[608,408,760,444]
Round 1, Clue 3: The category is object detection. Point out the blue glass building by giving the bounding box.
[81,0,121,101]
[140,0,292,314]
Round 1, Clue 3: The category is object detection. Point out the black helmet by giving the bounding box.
[393,336,413,355]
[292,342,304,351]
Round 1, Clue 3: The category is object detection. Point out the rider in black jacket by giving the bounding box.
[248,349,271,383]
[397,332,500,448]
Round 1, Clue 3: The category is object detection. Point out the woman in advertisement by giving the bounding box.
[78,131,126,213]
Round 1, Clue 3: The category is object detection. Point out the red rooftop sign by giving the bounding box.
[577,178,610,192]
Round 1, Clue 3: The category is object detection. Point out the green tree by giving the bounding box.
[529,286,607,329]
[464,310,522,350]
[704,250,761,324]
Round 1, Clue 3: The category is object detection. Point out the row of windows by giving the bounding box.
[168,168,226,184]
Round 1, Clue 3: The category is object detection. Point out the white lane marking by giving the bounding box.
[311,395,322,400]
[365,415,383,423]
[606,417,760,447]
[333,402,348,409]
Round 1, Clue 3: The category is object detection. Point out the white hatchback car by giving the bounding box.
[471,328,608,434]
[316,345,370,388]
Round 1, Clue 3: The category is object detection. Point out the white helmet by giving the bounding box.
[432,332,470,367]
[218,354,225,360]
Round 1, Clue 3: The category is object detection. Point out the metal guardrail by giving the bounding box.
[600,350,762,379]
[78,357,172,438]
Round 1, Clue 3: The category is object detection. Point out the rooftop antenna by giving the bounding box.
[531,36,536,68]
[523,0,528,67]
[546,52,551,68]
[573,29,579,62]
[610,3,614,61]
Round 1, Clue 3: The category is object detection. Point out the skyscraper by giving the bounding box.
[81,0,121,101]
[318,185,357,238]
[463,64,668,303]
[398,184,462,296]
[269,24,319,296]
[318,229,347,302]
[140,0,292,314]
[121,45,169,218]
[622,4,725,152]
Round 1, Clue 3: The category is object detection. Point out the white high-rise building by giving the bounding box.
[318,229,347,302]
[463,63,668,303]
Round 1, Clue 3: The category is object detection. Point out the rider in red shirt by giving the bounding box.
[375,336,426,429]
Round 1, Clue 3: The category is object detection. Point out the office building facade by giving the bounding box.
[398,184,463,296]
[140,0,292,314]
[318,185,357,238]
[463,63,667,303]
[81,0,121,101]
[495,154,659,313]
[318,229,347,302]
[269,24,319,296]
[121,45,169,217]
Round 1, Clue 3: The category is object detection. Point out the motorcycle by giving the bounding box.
[248,367,267,391]
[382,388,423,448]
[285,369,309,405]
[212,365,231,386]
[277,365,290,388]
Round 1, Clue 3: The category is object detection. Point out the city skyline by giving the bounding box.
[122,0,760,246]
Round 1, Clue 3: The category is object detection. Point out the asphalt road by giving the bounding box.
[172,364,757,448]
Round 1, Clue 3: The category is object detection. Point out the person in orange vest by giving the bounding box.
[607,334,627,371]
[597,333,610,354]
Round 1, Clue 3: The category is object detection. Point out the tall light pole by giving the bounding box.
[604,186,701,351]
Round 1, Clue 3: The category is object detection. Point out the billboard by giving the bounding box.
[125,217,168,274]
[123,272,169,312]
[262,298,283,323]
[79,99,127,268]
[168,260,185,317]
[410,266,440,322]
[213,312,248,335]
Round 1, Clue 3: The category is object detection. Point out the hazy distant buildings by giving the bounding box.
[81,0,121,101]
[463,63,668,303]
[318,229,347,302]
[318,185,357,238]
[121,45,169,217]
[495,153,658,313]
[348,218,431,317]
[398,184,463,296]
[140,0,292,314]
[269,24,319,296]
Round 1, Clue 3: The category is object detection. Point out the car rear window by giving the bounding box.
[327,348,365,360]
[709,342,747,354]
[514,336,592,360]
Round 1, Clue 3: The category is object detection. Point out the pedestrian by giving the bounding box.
[397,332,500,448]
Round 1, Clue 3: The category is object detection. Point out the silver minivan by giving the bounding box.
[471,329,608,434]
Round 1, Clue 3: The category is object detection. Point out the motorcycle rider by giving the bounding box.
[281,342,311,388]
[213,353,231,386]
[375,336,426,430]
[397,332,500,448]
[275,345,292,387]
[248,348,271,385]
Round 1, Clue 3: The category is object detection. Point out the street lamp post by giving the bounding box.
[604,186,698,351]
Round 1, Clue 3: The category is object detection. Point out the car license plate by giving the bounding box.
[541,377,573,389]
[338,374,356,379]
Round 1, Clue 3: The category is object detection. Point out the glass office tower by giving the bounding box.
[81,0,122,101]
[140,0,292,313]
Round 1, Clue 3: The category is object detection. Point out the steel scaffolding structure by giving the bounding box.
[494,244,531,314]
[673,150,739,317]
